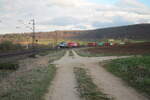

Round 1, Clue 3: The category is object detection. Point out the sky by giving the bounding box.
[0,0,150,34]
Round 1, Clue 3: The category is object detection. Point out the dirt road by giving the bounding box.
[45,50,148,100]
[45,51,81,100]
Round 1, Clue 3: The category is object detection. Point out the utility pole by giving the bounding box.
[56,31,58,46]
[55,31,58,51]
[31,19,36,51]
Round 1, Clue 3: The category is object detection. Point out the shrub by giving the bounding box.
[0,41,23,51]
[0,62,19,70]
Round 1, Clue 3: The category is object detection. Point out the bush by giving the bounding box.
[0,41,23,51]
[0,62,19,70]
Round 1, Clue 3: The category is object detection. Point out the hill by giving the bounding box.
[71,24,150,41]
[0,24,150,44]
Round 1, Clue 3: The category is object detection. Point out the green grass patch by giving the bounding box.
[74,67,112,100]
[104,56,150,98]
[0,64,56,100]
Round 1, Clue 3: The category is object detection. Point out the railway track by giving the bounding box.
[0,47,82,58]
[0,48,54,58]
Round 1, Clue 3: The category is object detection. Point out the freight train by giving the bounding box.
[58,41,126,48]
[87,42,126,47]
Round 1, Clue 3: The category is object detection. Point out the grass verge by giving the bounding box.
[0,64,56,100]
[74,67,112,100]
[104,56,150,98]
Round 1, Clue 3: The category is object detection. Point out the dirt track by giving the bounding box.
[45,50,148,100]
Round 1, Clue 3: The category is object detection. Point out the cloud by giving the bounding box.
[92,16,133,28]
[0,0,150,33]
[47,0,92,8]
[41,16,80,26]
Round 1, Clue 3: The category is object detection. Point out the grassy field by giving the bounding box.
[0,50,65,100]
[76,42,150,57]
[104,56,150,98]
[74,67,112,100]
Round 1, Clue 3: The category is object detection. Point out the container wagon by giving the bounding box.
[88,42,97,47]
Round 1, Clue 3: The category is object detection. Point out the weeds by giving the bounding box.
[0,41,24,52]
[74,67,112,100]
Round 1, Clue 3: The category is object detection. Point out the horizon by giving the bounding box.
[0,0,150,34]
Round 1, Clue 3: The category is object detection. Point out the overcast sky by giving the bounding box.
[0,0,150,34]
